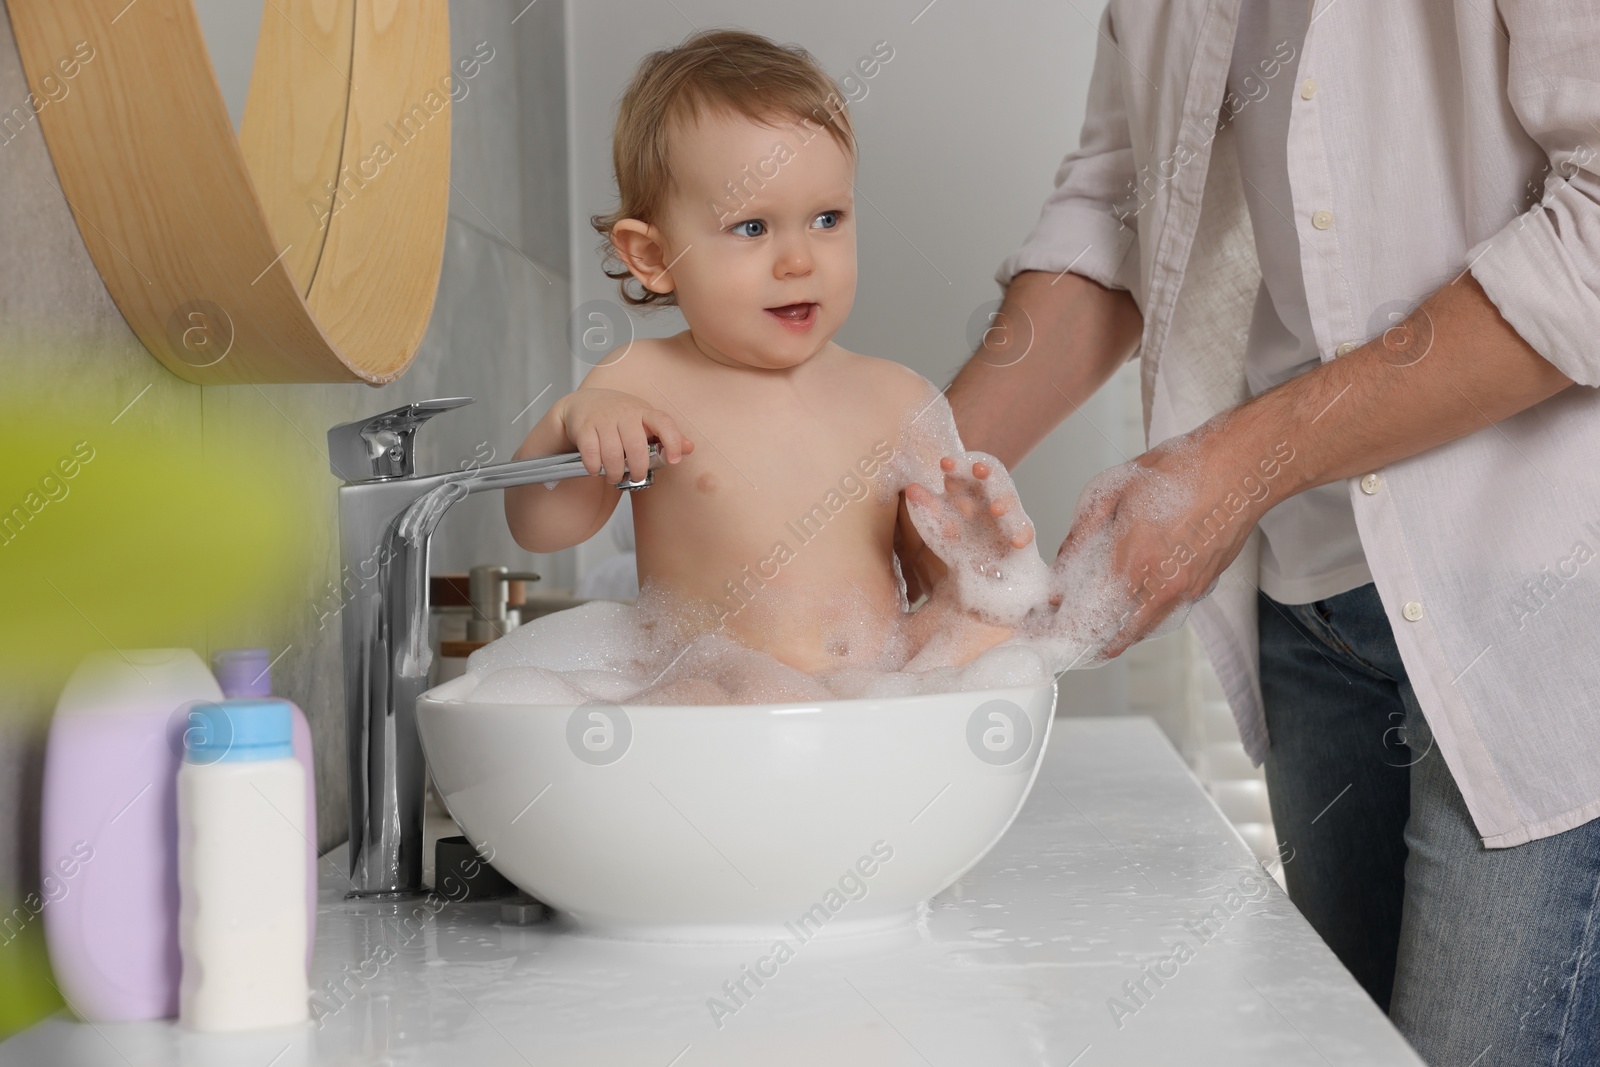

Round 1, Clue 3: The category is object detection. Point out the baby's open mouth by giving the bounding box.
[765,302,818,329]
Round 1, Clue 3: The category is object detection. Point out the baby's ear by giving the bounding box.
[610,220,676,296]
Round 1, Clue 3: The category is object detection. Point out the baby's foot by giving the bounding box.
[905,452,1049,626]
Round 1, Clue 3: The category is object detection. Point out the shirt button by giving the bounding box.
[1312,210,1334,230]
[1300,78,1318,100]
[1334,341,1358,356]
[1360,473,1381,494]
[1403,601,1425,622]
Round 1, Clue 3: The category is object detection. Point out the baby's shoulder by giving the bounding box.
[578,334,678,391]
[829,348,942,415]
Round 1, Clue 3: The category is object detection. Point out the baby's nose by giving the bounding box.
[773,238,813,277]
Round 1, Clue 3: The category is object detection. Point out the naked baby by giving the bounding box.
[504,29,1058,705]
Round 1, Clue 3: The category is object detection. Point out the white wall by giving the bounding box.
[565,0,1135,712]
[191,0,261,130]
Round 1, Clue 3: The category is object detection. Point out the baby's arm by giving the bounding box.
[896,458,1050,669]
[504,386,692,553]
[860,370,1042,667]
[881,373,1044,615]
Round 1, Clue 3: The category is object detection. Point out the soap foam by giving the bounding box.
[463,597,1058,706]
[1036,454,1201,667]
[464,391,1200,704]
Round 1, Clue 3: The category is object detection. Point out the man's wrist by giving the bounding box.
[1202,387,1310,520]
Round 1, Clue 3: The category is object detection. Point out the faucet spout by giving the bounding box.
[330,399,660,898]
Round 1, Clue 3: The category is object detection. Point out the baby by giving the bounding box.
[505,30,1046,702]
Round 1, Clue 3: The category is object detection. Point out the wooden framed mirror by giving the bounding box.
[8,0,451,384]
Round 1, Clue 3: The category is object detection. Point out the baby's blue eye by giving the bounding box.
[812,211,841,230]
[732,219,766,237]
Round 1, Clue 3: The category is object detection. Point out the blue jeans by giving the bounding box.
[1258,583,1600,1066]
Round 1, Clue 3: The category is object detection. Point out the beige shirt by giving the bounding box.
[998,0,1600,847]
[1229,0,1373,604]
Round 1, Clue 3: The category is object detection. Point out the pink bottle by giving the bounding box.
[40,648,318,1023]
[40,649,221,1022]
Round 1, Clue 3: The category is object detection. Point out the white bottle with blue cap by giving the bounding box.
[177,699,308,1031]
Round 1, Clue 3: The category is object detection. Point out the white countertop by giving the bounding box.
[4,718,1423,1066]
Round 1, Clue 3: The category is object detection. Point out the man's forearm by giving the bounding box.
[946,270,1144,469]
[1036,271,1574,660]
[1228,274,1573,497]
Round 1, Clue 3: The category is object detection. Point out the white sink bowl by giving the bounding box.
[417,674,1057,941]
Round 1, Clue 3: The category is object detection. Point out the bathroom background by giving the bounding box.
[0,0,1269,1034]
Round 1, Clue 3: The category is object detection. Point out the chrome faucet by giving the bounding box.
[328,396,660,898]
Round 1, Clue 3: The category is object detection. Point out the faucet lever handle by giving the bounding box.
[328,397,475,481]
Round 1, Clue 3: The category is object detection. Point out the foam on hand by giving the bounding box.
[1024,456,1198,669]
[900,448,1052,629]
[462,390,1199,705]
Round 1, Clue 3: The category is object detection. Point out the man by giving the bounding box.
[939,2,1600,1062]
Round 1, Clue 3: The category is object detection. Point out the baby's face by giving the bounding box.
[655,108,857,369]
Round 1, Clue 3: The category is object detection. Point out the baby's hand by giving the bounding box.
[556,387,693,483]
[906,454,1036,558]
[904,453,1048,626]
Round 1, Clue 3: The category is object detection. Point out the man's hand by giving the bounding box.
[1048,418,1280,663]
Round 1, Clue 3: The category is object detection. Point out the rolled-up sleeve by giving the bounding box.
[995,6,1141,293]
[1466,2,1600,386]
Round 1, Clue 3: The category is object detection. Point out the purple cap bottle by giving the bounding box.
[209,648,318,971]
[210,647,273,700]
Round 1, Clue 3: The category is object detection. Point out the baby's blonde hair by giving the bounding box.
[591,29,856,308]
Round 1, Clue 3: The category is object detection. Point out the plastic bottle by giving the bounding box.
[40,649,222,1022]
[177,699,308,1032]
[210,648,317,966]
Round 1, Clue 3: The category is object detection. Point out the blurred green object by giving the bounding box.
[0,404,305,713]
[0,903,65,1040]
